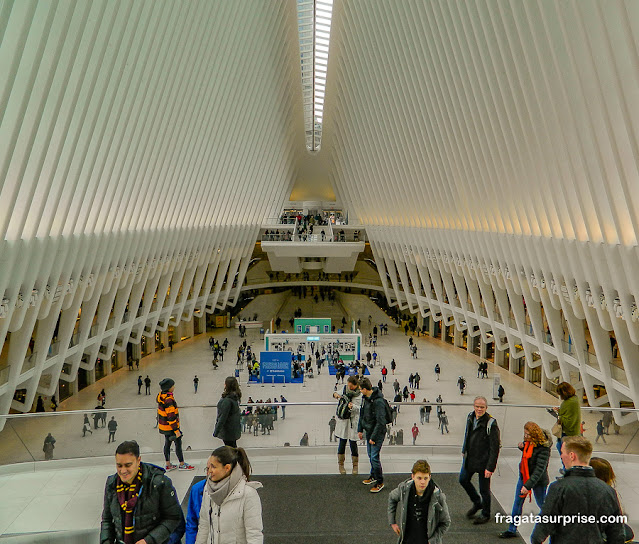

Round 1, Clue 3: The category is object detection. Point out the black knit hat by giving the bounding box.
[159,378,175,392]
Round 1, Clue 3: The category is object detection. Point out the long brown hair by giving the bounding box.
[211,446,252,480]
[222,376,242,401]
[590,457,616,486]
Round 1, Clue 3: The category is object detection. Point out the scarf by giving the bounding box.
[207,463,244,506]
[116,468,143,544]
[519,442,534,502]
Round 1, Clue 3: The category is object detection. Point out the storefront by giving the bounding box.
[444,325,455,345]
[95,357,105,380]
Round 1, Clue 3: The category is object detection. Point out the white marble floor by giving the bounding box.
[1,292,638,542]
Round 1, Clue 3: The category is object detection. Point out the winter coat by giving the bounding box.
[530,466,624,544]
[461,412,500,473]
[519,430,551,490]
[195,477,263,544]
[558,395,581,436]
[186,479,206,544]
[100,462,184,544]
[387,479,451,544]
[335,388,362,441]
[357,387,388,444]
[213,393,241,442]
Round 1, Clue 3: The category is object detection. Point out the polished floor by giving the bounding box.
[1,291,638,542]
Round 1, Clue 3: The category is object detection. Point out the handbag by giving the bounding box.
[551,420,562,438]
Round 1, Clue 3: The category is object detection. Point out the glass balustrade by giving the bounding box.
[2,402,637,465]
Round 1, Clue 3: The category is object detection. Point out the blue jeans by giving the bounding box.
[366,440,383,484]
[507,476,547,533]
[459,462,492,517]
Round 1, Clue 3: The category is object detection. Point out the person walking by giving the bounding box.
[144,375,151,395]
[82,414,93,437]
[388,460,451,544]
[498,384,505,403]
[157,378,194,471]
[193,446,263,544]
[391,359,397,375]
[137,375,143,395]
[459,396,500,525]
[43,433,56,460]
[440,411,449,434]
[595,419,607,444]
[435,363,441,381]
[358,378,388,493]
[280,395,287,419]
[213,376,242,448]
[328,416,337,443]
[414,372,421,389]
[381,365,388,383]
[499,422,551,539]
[107,416,118,443]
[193,375,199,394]
[411,423,419,445]
[333,376,362,474]
[50,396,58,411]
[101,440,185,544]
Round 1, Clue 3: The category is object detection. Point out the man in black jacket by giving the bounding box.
[531,436,624,544]
[358,377,387,493]
[459,396,500,524]
[100,440,184,544]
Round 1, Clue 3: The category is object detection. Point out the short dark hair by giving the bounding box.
[359,378,372,391]
[347,375,359,386]
[115,440,140,457]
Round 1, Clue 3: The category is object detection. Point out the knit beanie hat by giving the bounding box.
[159,378,175,392]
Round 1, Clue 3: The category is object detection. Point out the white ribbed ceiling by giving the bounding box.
[325,0,639,246]
[0,0,305,240]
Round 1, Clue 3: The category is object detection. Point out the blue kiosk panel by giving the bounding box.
[260,351,293,383]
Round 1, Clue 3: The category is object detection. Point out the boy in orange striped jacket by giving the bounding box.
[157,378,194,471]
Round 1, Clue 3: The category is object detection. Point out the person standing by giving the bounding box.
[333,376,362,474]
[358,378,388,493]
[552,382,581,470]
[459,396,501,525]
[388,459,451,544]
[100,440,185,544]
[137,375,143,395]
[391,359,397,375]
[193,375,199,394]
[99,389,106,406]
[414,372,420,389]
[83,414,93,436]
[530,437,624,544]
[213,376,242,448]
[328,415,337,442]
[280,395,287,419]
[193,446,263,544]
[381,365,388,383]
[499,422,551,539]
[435,364,441,381]
[157,378,194,471]
[424,402,431,423]
[36,396,45,412]
[498,384,505,403]
[144,375,151,395]
[107,416,118,443]
[50,396,58,411]
[411,423,419,445]
[43,433,56,460]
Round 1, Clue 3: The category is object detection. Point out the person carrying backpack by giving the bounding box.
[357,377,391,493]
[333,376,362,474]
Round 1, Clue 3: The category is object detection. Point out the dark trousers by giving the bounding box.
[459,463,492,517]
[163,434,184,464]
[223,439,237,448]
[337,437,358,456]
[366,441,383,484]
[108,431,116,443]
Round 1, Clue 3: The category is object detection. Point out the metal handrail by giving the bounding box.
[3,401,636,420]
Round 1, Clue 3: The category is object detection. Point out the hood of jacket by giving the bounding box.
[156,391,174,405]
[539,429,553,448]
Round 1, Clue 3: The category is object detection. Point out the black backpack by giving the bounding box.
[380,397,393,426]
[336,387,351,419]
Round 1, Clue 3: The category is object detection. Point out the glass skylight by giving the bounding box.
[297,0,334,152]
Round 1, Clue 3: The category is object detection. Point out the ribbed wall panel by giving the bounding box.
[0,0,304,422]
[325,0,639,415]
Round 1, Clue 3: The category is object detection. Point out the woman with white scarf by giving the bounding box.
[195,446,263,544]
